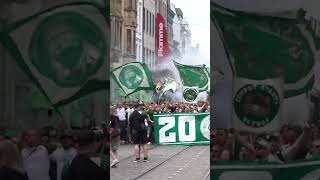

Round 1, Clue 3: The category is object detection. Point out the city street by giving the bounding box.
[110,145,210,180]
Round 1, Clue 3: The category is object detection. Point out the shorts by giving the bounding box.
[133,130,148,145]
[110,135,120,151]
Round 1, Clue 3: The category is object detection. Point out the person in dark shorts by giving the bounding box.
[128,104,149,162]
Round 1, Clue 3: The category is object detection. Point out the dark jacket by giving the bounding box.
[0,166,28,180]
[67,154,107,180]
[110,115,120,137]
[129,110,147,134]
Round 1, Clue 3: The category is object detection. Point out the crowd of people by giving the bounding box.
[113,101,209,144]
[0,125,108,180]
[109,101,210,168]
[0,100,210,180]
[211,121,320,163]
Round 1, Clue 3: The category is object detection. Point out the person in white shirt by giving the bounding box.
[50,132,77,180]
[126,105,134,121]
[21,129,50,180]
[117,104,127,144]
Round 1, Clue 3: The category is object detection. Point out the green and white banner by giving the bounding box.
[183,86,199,104]
[174,61,210,92]
[211,2,317,98]
[233,77,284,133]
[111,62,155,96]
[211,159,320,180]
[154,113,210,145]
[0,2,109,107]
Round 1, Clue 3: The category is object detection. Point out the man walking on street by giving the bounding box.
[128,104,149,162]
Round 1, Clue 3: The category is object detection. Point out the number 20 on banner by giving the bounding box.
[158,116,196,143]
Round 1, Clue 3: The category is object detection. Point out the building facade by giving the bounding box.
[143,0,156,71]
[110,0,124,68]
[122,0,138,64]
[136,0,143,62]
[172,5,182,59]
[167,2,175,58]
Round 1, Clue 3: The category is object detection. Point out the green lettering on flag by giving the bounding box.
[211,2,318,98]
[173,61,210,92]
[111,62,155,96]
[0,2,109,107]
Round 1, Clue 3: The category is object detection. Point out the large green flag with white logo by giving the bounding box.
[111,62,155,96]
[0,2,109,107]
[211,2,318,98]
[173,61,210,92]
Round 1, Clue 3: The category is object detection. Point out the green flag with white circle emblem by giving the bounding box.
[211,2,318,98]
[182,86,199,104]
[111,62,155,96]
[233,77,284,133]
[0,2,109,107]
[174,61,209,92]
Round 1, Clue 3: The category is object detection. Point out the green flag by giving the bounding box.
[28,86,51,110]
[174,61,210,92]
[0,2,109,107]
[111,62,155,96]
[211,2,317,98]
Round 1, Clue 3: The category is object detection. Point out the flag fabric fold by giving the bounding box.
[0,2,109,107]
[211,2,317,98]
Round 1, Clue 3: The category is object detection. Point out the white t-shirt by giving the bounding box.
[126,108,134,120]
[117,107,126,121]
[50,147,77,180]
[21,145,51,180]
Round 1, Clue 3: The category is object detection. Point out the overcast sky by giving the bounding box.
[171,0,210,67]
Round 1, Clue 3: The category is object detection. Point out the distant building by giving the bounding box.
[167,1,175,57]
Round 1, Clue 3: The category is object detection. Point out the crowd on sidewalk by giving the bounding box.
[0,124,108,180]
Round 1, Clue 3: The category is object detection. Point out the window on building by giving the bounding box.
[133,30,136,53]
[152,14,154,37]
[144,47,146,62]
[128,0,132,9]
[127,29,131,53]
[143,8,145,32]
[115,21,119,48]
[149,12,152,35]
[147,11,149,34]
[120,25,122,50]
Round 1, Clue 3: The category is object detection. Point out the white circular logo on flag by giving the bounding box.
[200,115,210,140]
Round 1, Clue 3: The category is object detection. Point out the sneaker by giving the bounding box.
[133,158,140,163]
[143,158,149,162]
[111,159,119,167]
